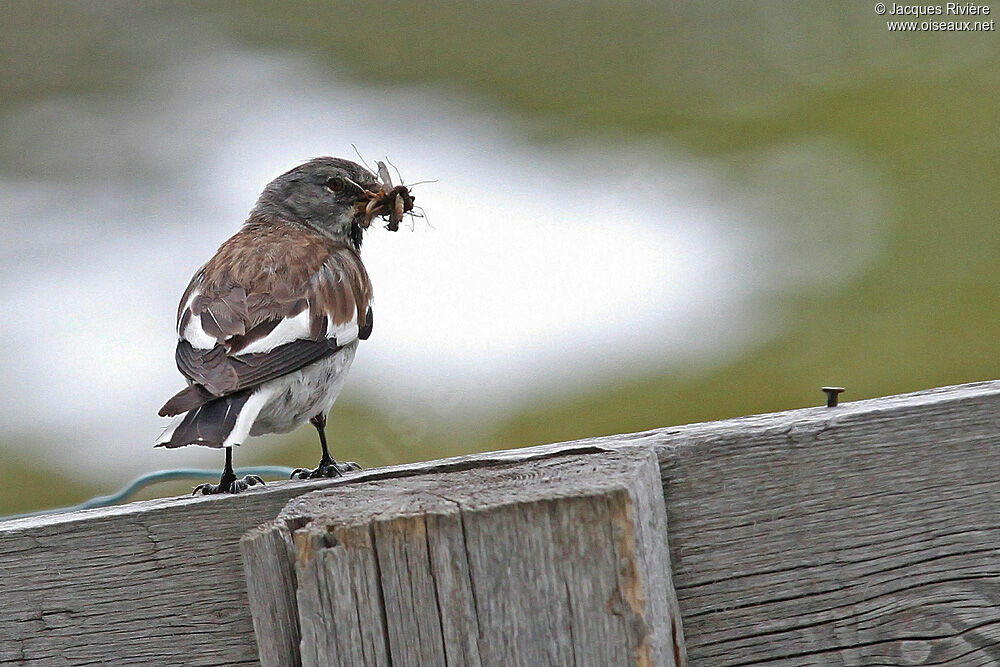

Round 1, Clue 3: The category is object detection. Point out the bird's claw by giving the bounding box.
[290,460,361,480]
[241,474,266,489]
[192,475,266,495]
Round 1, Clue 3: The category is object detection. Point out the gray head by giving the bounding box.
[252,157,382,249]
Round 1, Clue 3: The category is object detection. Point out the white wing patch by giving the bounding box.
[179,285,361,353]
[327,315,360,346]
[237,309,313,355]
[182,314,218,350]
[178,283,217,350]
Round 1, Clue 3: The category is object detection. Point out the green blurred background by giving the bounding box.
[2,1,998,515]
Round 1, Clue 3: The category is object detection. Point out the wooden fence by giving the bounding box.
[3,380,1000,665]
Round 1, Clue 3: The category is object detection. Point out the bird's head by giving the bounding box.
[251,157,388,250]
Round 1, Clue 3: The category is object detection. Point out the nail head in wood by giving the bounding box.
[822,386,845,407]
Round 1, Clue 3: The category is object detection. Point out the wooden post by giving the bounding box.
[241,448,686,667]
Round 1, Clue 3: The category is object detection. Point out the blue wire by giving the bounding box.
[2,466,297,520]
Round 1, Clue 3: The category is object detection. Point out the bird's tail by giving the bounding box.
[155,389,262,449]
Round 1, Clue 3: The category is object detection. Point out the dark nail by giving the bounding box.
[822,386,845,408]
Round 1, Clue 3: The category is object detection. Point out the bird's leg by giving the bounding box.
[193,447,265,495]
[291,413,361,479]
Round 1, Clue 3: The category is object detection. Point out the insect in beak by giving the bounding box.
[377,161,394,190]
[354,160,416,231]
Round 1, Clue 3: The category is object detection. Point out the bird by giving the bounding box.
[155,156,389,494]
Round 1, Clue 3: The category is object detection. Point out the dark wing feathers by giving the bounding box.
[174,342,239,396]
[194,287,249,339]
[159,222,372,417]
[224,318,282,355]
[228,339,342,389]
[158,383,216,417]
[165,337,342,411]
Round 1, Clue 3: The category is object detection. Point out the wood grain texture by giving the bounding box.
[0,483,324,666]
[654,380,1000,665]
[241,521,300,667]
[5,379,1000,665]
[246,448,685,667]
[0,440,612,666]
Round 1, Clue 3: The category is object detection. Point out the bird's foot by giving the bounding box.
[192,475,265,495]
[291,459,361,480]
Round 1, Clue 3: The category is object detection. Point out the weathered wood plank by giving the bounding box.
[0,440,611,666]
[241,520,300,667]
[0,484,336,665]
[243,448,685,667]
[5,379,1000,664]
[655,380,1000,664]
[293,522,391,667]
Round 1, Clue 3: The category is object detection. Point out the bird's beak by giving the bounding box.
[353,186,382,229]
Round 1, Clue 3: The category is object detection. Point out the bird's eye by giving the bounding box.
[325,176,345,192]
